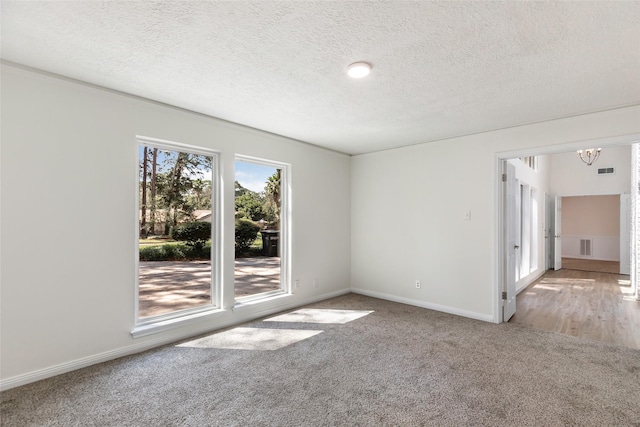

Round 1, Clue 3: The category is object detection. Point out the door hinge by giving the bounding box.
[501,173,507,182]
[502,291,507,300]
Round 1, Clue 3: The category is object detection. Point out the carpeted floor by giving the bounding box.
[2,293,639,426]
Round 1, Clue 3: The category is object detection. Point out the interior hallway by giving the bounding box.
[510,261,639,350]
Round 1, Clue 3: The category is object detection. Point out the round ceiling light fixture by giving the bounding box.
[347,62,371,78]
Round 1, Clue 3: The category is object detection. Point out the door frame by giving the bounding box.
[620,193,631,275]
[495,134,639,323]
[503,161,517,321]
[553,195,562,271]
[545,193,553,270]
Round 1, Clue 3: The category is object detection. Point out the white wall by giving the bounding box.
[549,144,631,264]
[351,106,640,322]
[0,64,351,388]
[561,195,620,261]
[550,145,632,196]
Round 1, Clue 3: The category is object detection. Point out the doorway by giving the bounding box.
[544,193,553,270]
[498,138,639,323]
[559,194,622,274]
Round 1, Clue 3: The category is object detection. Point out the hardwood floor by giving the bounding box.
[510,266,640,350]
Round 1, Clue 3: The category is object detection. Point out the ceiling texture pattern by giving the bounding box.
[2,1,639,155]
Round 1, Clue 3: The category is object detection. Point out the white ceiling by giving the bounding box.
[2,1,639,155]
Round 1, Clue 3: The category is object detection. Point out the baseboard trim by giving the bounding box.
[562,256,620,262]
[350,288,494,323]
[0,288,350,391]
[0,340,165,392]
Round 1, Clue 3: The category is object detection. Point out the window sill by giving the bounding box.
[132,292,293,338]
[131,307,225,338]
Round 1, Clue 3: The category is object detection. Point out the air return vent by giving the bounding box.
[597,167,615,174]
[580,239,592,257]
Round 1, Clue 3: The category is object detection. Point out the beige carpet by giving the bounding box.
[2,294,639,426]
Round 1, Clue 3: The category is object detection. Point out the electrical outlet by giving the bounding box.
[415,280,421,289]
[295,279,300,289]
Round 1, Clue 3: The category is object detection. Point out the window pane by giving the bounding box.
[234,160,283,299]
[138,145,214,318]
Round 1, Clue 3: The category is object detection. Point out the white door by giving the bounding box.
[504,162,517,321]
[545,193,553,270]
[554,196,562,271]
[620,194,631,275]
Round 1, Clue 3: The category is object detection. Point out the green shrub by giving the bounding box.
[139,245,167,261]
[235,218,260,254]
[183,241,211,259]
[139,241,211,261]
[170,221,211,251]
[162,243,185,260]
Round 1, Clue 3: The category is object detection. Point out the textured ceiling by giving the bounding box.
[2,1,639,155]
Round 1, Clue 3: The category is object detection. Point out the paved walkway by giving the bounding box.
[139,257,280,318]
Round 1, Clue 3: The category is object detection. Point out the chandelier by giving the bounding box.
[577,148,601,166]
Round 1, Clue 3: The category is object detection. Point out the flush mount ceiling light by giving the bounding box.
[577,148,602,166]
[347,62,371,78]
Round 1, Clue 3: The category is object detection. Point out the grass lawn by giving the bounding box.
[139,237,177,247]
[139,234,263,250]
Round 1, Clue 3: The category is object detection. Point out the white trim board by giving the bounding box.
[350,288,496,324]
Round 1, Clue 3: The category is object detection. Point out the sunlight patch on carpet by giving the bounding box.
[177,327,323,350]
[264,308,374,324]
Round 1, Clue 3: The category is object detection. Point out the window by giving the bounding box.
[136,138,219,323]
[530,188,539,272]
[516,183,539,281]
[520,184,531,276]
[234,157,289,301]
[520,156,538,170]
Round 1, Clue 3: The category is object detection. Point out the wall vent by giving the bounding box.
[597,167,615,175]
[580,239,592,257]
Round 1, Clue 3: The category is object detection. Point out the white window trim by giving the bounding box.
[133,136,222,335]
[234,155,291,304]
[131,307,225,338]
[520,184,531,278]
[530,188,539,273]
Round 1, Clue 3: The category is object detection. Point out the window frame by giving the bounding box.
[234,155,291,304]
[520,156,538,170]
[134,136,222,329]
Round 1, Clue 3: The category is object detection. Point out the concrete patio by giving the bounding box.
[138,257,280,318]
